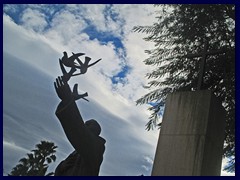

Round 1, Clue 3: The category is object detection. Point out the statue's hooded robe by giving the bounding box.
[54,100,106,176]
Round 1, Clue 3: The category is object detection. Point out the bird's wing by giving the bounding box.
[75,57,83,66]
[88,59,102,67]
[73,84,78,95]
[70,52,85,60]
[59,59,67,74]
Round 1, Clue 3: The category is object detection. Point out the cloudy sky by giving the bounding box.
[3,4,234,176]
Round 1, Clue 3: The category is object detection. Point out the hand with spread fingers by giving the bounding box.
[54,76,73,102]
[54,76,89,102]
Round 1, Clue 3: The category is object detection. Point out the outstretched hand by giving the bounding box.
[54,76,73,102]
[54,76,89,102]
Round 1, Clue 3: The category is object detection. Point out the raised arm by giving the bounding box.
[54,77,93,157]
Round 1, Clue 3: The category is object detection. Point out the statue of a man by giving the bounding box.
[54,76,106,176]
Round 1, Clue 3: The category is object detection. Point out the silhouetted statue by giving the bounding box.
[54,76,105,176]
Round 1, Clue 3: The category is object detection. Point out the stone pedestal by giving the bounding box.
[151,90,225,176]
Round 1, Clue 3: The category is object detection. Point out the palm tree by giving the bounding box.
[9,141,57,176]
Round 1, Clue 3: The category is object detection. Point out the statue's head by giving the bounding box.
[85,119,101,136]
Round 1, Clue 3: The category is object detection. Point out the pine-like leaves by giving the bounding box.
[135,4,235,172]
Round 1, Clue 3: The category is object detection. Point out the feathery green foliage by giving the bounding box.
[134,4,235,172]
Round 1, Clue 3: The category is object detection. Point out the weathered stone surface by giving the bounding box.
[151,90,225,176]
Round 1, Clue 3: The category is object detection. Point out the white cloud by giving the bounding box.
[21,8,48,32]
[45,9,87,45]
[3,14,61,77]
[3,140,29,153]
[67,4,123,37]
[111,4,156,35]
[67,40,123,78]
[111,31,156,103]
[141,165,150,172]
[101,4,157,103]
[143,155,154,164]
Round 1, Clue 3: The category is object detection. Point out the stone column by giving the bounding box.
[151,90,225,176]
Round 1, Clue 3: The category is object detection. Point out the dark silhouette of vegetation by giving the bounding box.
[134,4,235,172]
[9,141,57,176]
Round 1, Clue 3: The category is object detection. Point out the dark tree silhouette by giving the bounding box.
[9,141,57,176]
[133,4,235,172]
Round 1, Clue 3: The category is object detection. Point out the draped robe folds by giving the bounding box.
[54,100,106,176]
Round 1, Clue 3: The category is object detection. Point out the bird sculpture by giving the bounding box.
[71,52,102,76]
[59,59,76,83]
[72,84,89,102]
[60,51,85,68]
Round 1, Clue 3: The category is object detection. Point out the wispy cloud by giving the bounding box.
[21,8,48,32]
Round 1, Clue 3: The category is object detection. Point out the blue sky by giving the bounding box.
[3,4,234,176]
